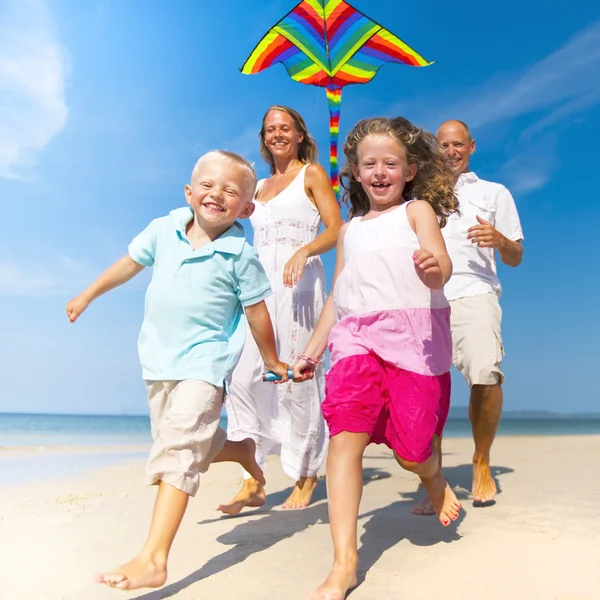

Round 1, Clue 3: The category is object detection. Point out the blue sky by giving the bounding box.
[1,0,599,415]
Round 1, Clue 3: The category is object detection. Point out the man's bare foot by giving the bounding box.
[411,492,435,516]
[305,563,358,600]
[282,476,318,510]
[217,477,266,515]
[472,460,497,504]
[420,470,462,526]
[95,556,167,590]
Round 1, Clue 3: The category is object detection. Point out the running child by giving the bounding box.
[292,117,462,600]
[66,150,289,591]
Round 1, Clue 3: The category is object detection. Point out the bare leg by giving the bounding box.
[282,476,319,510]
[398,447,461,526]
[95,482,187,590]
[212,438,265,485]
[411,434,441,516]
[470,383,502,504]
[305,432,369,600]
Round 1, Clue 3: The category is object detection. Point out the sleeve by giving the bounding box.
[234,246,272,307]
[494,186,524,242]
[128,219,161,267]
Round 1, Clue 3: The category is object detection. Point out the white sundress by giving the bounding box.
[226,164,328,480]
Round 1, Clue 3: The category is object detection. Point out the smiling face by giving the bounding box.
[261,109,304,163]
[184,153,255,232]
[352,134,417,211]
[436,121,476,178]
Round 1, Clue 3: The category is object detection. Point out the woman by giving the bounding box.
[219,106,343,514]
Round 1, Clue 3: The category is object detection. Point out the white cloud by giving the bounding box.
[409,19,600,132]
[0,0,69,179]
[394,20,600,195]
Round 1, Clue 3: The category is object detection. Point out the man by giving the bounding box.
[413,120,524,513]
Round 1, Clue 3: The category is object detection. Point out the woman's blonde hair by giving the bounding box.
[339,117,459,226]
[259,105,318,174]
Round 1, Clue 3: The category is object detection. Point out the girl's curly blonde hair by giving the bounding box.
[340,117,459,226]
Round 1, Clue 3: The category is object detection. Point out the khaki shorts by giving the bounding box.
[450,293,504,387]
[145,379,226,496]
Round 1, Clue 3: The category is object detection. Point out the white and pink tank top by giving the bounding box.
[329,201,452,377]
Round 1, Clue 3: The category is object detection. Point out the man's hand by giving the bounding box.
[467,215,506,249]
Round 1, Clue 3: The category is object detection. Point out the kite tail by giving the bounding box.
[326,87,342,203]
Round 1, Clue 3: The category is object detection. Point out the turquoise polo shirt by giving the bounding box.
[128,207,271,387]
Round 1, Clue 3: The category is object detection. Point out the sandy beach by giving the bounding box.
[1,435,599,600]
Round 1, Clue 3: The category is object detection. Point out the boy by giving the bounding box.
[66,150,289,590]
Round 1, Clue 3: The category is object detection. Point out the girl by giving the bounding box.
[292,117,461,600]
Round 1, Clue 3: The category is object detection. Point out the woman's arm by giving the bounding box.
[283,164,343,287]
[292,222,349,380]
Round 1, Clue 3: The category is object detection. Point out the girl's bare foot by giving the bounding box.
[95,556,167,590]
[282,476,318,509]
[472,460,497,504]
[305,563,358,600]
[217,477,266,515]
[421,469,462,526]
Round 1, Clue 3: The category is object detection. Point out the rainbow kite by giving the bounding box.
[241,0,433,200]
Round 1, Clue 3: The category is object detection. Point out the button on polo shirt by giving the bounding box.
[128,207,272,386]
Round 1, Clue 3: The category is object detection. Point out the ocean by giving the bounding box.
[1,412,599,486]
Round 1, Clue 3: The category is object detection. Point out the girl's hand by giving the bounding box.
[413,249,443,290]
[292,358,316,382]
[283,249,309,288]
[66,294,90,323]
[264,361,290,384]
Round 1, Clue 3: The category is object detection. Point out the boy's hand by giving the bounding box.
[292,358,316,382]
[66,294,90,323]
[265,360,290,384]
[413,249,443,290]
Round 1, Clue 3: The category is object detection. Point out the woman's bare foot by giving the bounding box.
[420,469,462,526]
[217,477,266,515]
[305,563,358,600]
[472,460,497,504]
[410,493,435,516]
[95,556,167,590]
[282,476,318,510]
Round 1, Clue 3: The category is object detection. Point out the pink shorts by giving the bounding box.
[322,354,451,463]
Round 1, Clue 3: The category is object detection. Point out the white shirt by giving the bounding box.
[442,172,524,301]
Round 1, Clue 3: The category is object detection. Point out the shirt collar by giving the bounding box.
[455,171,479,190]
[170,207,246,256]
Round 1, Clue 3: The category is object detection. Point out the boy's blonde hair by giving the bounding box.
[191,150,258,200]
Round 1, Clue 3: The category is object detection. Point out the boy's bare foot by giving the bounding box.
[217,477,266,515]
[282,476,318,509]
[95,556,167,590]
[237,438,266,486]
[472,460,497,504]
[421,470,462,526]
[305,563,358,600]
[410,493,435,516]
